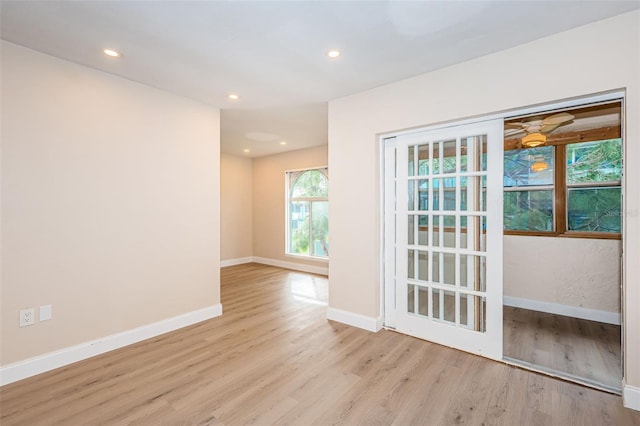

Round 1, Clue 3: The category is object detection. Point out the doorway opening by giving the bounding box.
[501,99,623,393]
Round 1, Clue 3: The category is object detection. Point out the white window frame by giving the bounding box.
[285,166,329,261]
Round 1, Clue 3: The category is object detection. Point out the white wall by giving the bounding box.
[328,10,640,395]
[1,42,220,366]
[220,153,253,263]
[504,236,621,315]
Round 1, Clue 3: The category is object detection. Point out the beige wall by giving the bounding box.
[504,236,621,313]
[252,146,328,269]
[1,42,220,365]
[328,11,640,388]
[220,154,253,262]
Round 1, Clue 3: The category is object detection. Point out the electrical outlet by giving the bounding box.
[19,308,35,327]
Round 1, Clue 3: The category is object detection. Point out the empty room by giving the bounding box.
[1,1,640,425]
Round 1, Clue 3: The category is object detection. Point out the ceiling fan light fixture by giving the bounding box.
[531,161,549,172]
[522,132,547,148]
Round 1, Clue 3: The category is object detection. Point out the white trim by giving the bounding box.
[220,256,329,275]
[503,296,620,325]
[285,253,329,263]
[327,307,383,332]
[382,136,397,328]
[283,164,329,174]
[0,304,222,386]
[220,257,253,267]
[284,166,329,259]
[623,384,640,411]
[252,256,328,276]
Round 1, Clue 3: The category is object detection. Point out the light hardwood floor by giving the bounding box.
[503,306,622,391]
[1,263,638,425]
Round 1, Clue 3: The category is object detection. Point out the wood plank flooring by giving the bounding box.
[1,263,638,425]
[503,306,622,391]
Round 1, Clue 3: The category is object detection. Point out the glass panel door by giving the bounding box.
[393,120,503,359]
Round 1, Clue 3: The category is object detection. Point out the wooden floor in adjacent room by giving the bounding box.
[503,306,622,391]
[1,263,638,425]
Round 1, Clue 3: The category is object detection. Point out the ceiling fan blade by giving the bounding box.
[543,112,574,125]
[505,128,526,136]
[540,123,561,133]
[505,122,525,129]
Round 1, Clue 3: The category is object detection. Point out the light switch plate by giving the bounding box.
[39,305,52,321]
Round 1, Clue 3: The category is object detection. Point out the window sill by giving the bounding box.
[504,230,621,240]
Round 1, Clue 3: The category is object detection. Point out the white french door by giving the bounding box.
[384,119,504,360]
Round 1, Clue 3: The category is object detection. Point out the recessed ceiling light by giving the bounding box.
[243,148,250,153]
[327,49,340,59]
[280,141,287,146]
[103,48,121,58]
[228,94,240,101]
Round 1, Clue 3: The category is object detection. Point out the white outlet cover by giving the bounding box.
[19,308,35,327]
[40,305,52,321]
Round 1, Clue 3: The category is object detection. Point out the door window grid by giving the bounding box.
[406,136,487,332]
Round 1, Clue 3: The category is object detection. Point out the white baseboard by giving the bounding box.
[0,304,222,386]
[327,307,383,332]
[623,383,640,411]
[220,256,329,276]
[252,256,328,276]
[503,296,620,325]
[220,257,253,267]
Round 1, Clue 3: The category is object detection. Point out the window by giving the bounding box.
[504,139,622,238]
[286,168,328,258]
[504,146,554,232]
[566,139,622,233]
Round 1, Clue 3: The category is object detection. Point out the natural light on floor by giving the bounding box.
[289,273,328,306]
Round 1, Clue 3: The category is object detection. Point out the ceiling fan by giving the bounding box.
[505,112,574,148]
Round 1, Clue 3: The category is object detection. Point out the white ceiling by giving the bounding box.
[1,1,638,157]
